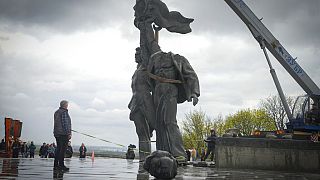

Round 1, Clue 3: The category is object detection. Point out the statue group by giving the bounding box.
[128,0,200,164]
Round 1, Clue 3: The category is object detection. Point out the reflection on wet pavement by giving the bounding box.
[0,157,319,179]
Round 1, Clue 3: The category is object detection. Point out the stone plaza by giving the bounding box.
[1,157,319,179]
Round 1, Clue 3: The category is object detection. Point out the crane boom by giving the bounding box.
[224,0,320,96]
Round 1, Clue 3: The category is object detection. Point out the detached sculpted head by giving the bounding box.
[143,150,177,179]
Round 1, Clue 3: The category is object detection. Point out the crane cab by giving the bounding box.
[288,95,320,140]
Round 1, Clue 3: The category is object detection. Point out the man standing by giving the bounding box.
[11,139,20,158]
[0,139,5,150]
[29,141,36,158]
[203,129,217,162]
[40,143,48,158]
[79,143,87,158]
[54,100,72,171]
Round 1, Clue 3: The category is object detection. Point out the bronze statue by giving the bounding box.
[131,0,200,163]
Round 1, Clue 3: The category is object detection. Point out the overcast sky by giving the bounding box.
[0,0,319,148]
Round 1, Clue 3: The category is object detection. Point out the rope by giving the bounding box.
[71,130,126,148]
[71,129,151,155]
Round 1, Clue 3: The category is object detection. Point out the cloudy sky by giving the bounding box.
[0,0,319,147]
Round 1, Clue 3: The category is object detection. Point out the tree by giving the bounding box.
[181,110,212,151]
[252,109,277,131]
[259,95,295,130]
[224,109,276,136]
[211,114,226,137]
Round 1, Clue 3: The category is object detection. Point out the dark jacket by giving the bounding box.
[79,146,87,158]
[54,107,72,137]
[40,145,48,156]
[204,134,216,150]
[0,140,5,150]
[12,141,20,158]
[29,143,36,153]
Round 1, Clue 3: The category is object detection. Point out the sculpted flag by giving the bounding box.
[134,0,194,34]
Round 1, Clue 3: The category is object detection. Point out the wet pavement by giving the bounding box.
[0,157,319,179]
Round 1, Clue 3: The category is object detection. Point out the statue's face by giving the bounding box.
[133,0,146,19]
[135,49,142,63]
[149,156,175,178]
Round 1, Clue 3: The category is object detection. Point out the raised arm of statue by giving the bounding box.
[136,19,161,57]
[138,22,150,67]
[145,21,161,55]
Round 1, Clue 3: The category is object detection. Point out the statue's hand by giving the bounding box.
[188,94,199,106]
[192,96,199,106]
[153,24,162,32]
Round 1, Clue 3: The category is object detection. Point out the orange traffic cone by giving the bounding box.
[91,150,95,161]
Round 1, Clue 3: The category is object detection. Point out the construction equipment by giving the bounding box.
[224,0,320,138]
[0,117,23,157]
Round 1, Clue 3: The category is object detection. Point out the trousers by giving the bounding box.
[54,135,68,167]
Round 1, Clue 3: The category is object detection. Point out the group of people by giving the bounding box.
[39,142,74,158]
[3,138,74,159]
[9,140,36,158]
[39,142,56,158]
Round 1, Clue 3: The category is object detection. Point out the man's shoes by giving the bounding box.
[53,164,59,170]
[60,166,69,171]
[54,165,69,172]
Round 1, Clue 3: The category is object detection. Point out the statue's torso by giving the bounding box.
[152,53,177,81]
[131,66,151,95]
[151,53,178,97]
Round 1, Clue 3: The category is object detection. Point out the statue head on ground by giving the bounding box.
[143,150,177,179]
